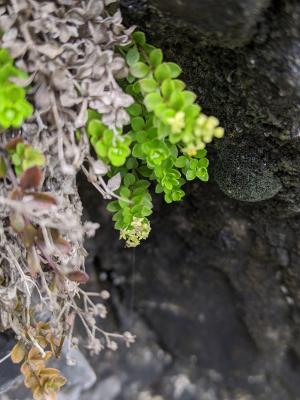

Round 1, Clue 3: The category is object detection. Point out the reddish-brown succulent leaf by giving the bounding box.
[5,137,23,151]
[67,270,90,284]
[24,192,58,209]
[22,224,38,248]
[34,193,57,205]
[20,166,42,191]
[37,228,71,254]
[32,192,57,205]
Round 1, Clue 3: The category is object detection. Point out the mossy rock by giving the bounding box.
[213,143,282,202]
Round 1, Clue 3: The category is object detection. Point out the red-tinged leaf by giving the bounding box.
[5,137,23,151]
[67,271,90,284]
[9,187,23,200]
[31,192,58,205]
[36,228,70,255]
[24,192,58,209]
[19,166,42,191]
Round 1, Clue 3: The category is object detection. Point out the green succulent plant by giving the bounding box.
[86,32,224,247]
[87,115,131,167]
[0,84,33,129]
[0,48,33,129]
[9,141,45,175]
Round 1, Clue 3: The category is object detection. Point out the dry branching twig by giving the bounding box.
[0,2,136,398]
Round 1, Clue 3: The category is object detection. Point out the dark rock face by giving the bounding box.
[121,0,300,213]
[150,0,271,48]
[79,180,298,400]
[79,1,300,399]
[0,333,20,394]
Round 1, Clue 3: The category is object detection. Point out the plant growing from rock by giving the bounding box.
[87,31,224,246]
[0,1,224,398]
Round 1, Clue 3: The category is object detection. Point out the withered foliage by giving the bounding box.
[11,322,66,400]
[0,2,135,397]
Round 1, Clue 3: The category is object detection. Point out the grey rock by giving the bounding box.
[149,0,271,48]
[1,346,96,400]
[121,0,300,215]
[0,334,20,395]
[87,376,122,400]
[213,143,282,201]
[76,0,300,399]
[57,345,97,400]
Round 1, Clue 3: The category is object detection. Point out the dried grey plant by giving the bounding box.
[0,0,136,366]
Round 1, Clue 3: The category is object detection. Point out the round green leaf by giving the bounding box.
[138,165,152,177]
[130,62,150,78]
[120,186,131,198]
[127,103,142,116]
[132,143,144,159]
[154,63,171,82]
[166,62,182,78]
[139,79,158,93]
[197,167,209,182]
[196,149,207,159]
[107,201,120,213]
[186,169,196,181]
[126,157,139,169]
[124,173,136,187]
[175,156,187,168]
[161,79,175,98]
[144,93,163,111]
[126,47,140,66]
[198,158,209,168]
[131,117,145,132]
[189,159,198,170]
[149,49,163,67]
[133,31,146,46]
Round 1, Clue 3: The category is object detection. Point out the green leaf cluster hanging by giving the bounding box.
[0,49,33,129]
[86,32,224,247]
